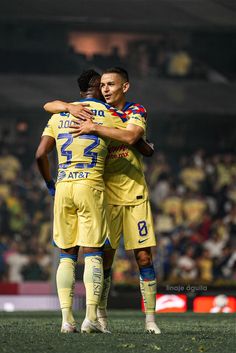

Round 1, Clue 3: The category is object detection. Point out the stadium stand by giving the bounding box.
[0,135,235,286]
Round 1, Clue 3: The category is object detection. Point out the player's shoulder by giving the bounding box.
[125,102,146,110]
[48,113,63,122]
[124,102,147,117]
[79,98,108,110]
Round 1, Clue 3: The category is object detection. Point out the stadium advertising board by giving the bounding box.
[142,294,187,313]
[193,295,236,313]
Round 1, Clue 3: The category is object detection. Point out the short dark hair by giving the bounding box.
[103,67,129,82]
[77,69,101,92]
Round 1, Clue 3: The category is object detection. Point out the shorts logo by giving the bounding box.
[138,238,149,244]
[148,282,156,287]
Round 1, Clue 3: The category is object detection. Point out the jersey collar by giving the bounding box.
[123,102,134,111]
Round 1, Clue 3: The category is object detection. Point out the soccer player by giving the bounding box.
[36,69,141,334]
[44,67,160,334]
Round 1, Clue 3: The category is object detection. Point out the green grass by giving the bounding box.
[0,311,235,353]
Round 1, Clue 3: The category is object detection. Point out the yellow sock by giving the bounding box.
[140,278,157,316]
[56,257,76,325]
[84,254,103,321]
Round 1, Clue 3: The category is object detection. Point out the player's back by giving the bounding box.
[43,99,123,191]
[104,102,149,205]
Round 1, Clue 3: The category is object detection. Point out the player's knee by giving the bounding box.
[138,257,152,268]
[60,246,79,258]
[103,249,116,270]
[135,250,152,268]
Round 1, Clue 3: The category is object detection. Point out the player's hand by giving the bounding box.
[68,103,93,120]
[69,119,96,137]
[134,138,155,157]
[46,179,56,197]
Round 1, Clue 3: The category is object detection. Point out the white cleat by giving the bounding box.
[97,309,109,331]
[145,322,161,334]
[97,316,109,331]
[81,318,111,334]
[61,322,77,333]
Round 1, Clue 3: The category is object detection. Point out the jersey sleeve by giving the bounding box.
[42,115,55,138]
[126,104,147,131]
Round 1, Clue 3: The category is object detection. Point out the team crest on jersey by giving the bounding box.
[57,170,66,181]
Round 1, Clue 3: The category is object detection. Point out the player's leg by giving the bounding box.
[74,184,111,333]
[56,246,78,333]
[82,246,104,324]
[123,202,160,334]
[53,182,79,333]
[81,245,112,333]
[97,245,116,329]
[97,204,122,329]
[134,247,160,334]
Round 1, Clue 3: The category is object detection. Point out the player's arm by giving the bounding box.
[134,138,155,157]
[35,136,56,195]
[43,100,93,120]
[70,118,143,145]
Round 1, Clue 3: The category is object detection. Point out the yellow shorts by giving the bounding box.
[106,200,156,250]
[53,182,109,249]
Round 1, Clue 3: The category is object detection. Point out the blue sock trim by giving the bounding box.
[84,251,103,258]
[60,253,78,261]
[139,265,156,281]
[104,268,111,279]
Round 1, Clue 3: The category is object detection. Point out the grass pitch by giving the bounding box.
[0,311,235,353]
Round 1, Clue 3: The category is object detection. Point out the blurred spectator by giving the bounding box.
[175,247,198,280]
[167,50,192,78]
[4,242,29,282]
[197,249,213,282]
[0,148,21,182]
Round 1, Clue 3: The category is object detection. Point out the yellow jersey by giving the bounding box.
[104,102,148,205]
[42,98,125,191]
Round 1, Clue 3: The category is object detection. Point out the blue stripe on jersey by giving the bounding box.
[84,251,103,257]
[104,238,111,246]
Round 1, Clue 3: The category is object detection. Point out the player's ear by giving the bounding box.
[122,82,130,93]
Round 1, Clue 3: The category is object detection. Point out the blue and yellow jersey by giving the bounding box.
[42,98,125,191]
[104,102,149,205]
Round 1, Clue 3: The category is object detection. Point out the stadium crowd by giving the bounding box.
[85,36,211,80]
[0,138,236,285]
[3,28,223,81]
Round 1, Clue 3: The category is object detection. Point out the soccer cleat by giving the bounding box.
[61,322,78,333]
[97,316,109,331]
[81,318,111,334]
[145,321,161,334]
[97,308,109,331]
